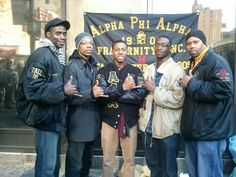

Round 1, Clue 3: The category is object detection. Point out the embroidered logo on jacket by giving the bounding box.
[193,71,200,79]
[108,71,119,84]
[31,67,43,79]
[216,69,230,82]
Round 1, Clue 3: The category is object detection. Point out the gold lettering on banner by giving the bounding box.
[172,23,179,32]
[97,46,160,56]
[156,17,165,30]
[90,16,192,37]
[96,43,186,57]
[130,16,150,29]
[155,17,190,35]
[179,25,186,34]
[184,28,191,36]
[130,16,138,29]
[90,25,100,36]
[90,21,124,37]
[166,22,172,31]
[171,44,185,53]
[177,61,190,70]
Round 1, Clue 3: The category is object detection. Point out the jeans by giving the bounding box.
[34,129,61,177]
[141,132,180,177]
[185,139,226,177]
[65,140,94,177]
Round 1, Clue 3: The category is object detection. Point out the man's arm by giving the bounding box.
[24,51,65,104]
[185,58,233,103]
[64,62,95,105]
[118,71,148,105]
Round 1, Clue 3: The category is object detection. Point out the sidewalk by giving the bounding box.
[0,152,102,177]
[0,152,233,177]
[0,167,101,177]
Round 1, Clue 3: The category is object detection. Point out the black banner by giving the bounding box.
[84,13,199,70]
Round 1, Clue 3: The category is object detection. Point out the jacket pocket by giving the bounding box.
[23,103,55,127]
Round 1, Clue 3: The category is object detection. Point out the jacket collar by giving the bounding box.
[69,49,97,69]
[189,48,212,73]
[155,57,174,74]
[111,60,129,70]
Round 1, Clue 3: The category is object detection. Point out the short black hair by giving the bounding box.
[112,40,127,49]
[156,35,172,45]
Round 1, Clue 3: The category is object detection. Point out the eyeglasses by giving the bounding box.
[155,43,170,48]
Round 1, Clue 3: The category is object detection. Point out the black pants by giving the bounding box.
[81,141,94,177]
[65,140,94,177]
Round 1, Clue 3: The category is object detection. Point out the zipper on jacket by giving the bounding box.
[144,132,153,148]
[149,136,153,148]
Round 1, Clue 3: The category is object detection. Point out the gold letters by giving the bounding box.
[90,16,190,37]
[90,21,124,37]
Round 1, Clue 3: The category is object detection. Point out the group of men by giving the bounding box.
[16,18,234,177]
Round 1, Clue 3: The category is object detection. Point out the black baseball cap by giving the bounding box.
[44,18,70,35]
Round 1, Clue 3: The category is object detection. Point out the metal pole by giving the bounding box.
[28,0,35,53]
[61,0,67,59]
[61,0,66,19]
[147,0,148,14]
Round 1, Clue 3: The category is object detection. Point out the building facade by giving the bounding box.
[192,0,223,46]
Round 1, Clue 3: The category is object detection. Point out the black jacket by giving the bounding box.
[64,50,101,142]
[97,62,147,129]
[20,47,66,132]
[181,48,234,140]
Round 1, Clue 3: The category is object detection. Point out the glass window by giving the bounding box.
[0,0,65,152]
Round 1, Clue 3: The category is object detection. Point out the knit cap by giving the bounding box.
[186,29,206,45]
[75,32,93,48]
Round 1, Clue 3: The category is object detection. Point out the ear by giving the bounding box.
[45,31,50,38]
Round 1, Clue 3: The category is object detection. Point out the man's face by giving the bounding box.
[78,38,94,59]
[46,25,67,48]
[186,37,205,58]
[155,37,171,60]
[112,42,127,64]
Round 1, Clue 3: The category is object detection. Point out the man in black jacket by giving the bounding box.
[180,30,234,177]
[17,18,77,177]
[97,40,147,177]
[64,32,106,177]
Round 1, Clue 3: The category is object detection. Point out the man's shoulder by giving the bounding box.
[65,59,76,67]
[34,46,50,53]
[145,63,155,70]
[127,63,142,72]
[31,47,57,62]
[206,49,230,67]
[166,58,183,69]
[29,47,51,59]
[65,58,86,70]
[99,63,113,70]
